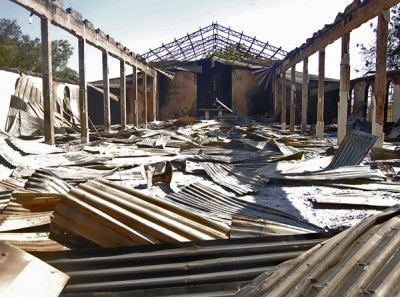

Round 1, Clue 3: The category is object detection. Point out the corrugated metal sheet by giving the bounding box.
[0,232,66,252]
[24,169,72,194]
[236,205,400,297]
[254,164,384,181]
[166,182,323,232]
[201,162,268,194]
[327,129,378,169]
[33,233,333,296]
[50,178,230,249]
[230,215,321,238]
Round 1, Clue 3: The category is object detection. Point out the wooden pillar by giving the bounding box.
[127,66,137,126]
[373,10,390,147]
[120,60,126,129]
[290,65,296,131]
[281,71,286,130]
[102,51,111,133]
[41,17,54,145]
[274,73,282,122]
[316,48,325,138]
[143,72,147,129]
[338,33,351,145]
[78,38,89,143]
[301,57,309,135]
[149,74,157,121]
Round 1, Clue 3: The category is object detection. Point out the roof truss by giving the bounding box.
[142,23,287,62]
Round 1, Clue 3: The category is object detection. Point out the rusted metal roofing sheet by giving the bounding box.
[24,169,72,194]
[33,233,332,296]
[166,182,323,232]
[0,241,69,297]
[50,178,230,249]
[236,205,400,297]
[201,162,268,194]
[327,129,378,169]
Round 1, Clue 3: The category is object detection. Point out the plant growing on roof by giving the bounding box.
[205,42,256,61]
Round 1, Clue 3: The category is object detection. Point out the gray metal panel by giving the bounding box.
[236,205,400,297]
[327,129,378,169]
[33,233,333,296]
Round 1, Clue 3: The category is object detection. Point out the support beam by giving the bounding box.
[290,65,296,132]
[143,72,147,129]
[301,57,309,134]
[281,71,286,130]
[373,10,390,147]
[127,66,137,126]
[280,0,400,73]
[274,73,282,123]
[41,17,54,145]
[78,37,89,143]
[316,48,325,138]
[102,51,111,133]
[338,33,351,145]
[120,59,126,129]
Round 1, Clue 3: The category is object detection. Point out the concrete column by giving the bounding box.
[78,38,89,143]
[281,71,286,130]
[290,65,296,132]
[301,57,309,135]
[373,10,390,147]
[120,60,126,129]
[102,51,111,133]
[316,48,325,138]
[338,33,351,145]
[41,17,54,145]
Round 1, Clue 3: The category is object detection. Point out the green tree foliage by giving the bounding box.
[205,43,255,61]
[358,6,400,75]
[0,18,78,81]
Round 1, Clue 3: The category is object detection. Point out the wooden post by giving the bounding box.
[274,73,282,123]
[301,57,309,134]
[127,66,137,126]
[41,17,54,145]
[102,51,111,133]
[143,72,147,129]
[338,33,351,145]
[281,71,286,130]
[316,48,325,138]
[373,10,390,147]
[290,65,296,131]
[120,59,126,130]
[78,38,89,143]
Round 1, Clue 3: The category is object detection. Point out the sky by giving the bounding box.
[0,0,378,81]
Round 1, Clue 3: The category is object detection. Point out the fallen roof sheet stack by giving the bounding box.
[236,205,400,297]
[33,233,333,296]
[50,178,230,249]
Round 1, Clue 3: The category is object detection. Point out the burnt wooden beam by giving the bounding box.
[120,60,126,129]
[290,66,296,132]
[280,0,400,72]
[338,33,351,145]
[373,10,390,147]
[281,71,287,130]
[41,16,54,145]
[274,73,282,123]
[301,57,309,135]
[102,51,111,133]
[9,0,156,77]
[316,48,326,138]
[143,72,148,129]
[78,37,89,143]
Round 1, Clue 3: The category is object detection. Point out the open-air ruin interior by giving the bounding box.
[2,0,400,296]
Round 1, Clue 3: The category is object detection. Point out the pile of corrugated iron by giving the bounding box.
[1,116,400,296]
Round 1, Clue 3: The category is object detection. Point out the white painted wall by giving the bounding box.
[0,70,19,130]
[392,85,400,122]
